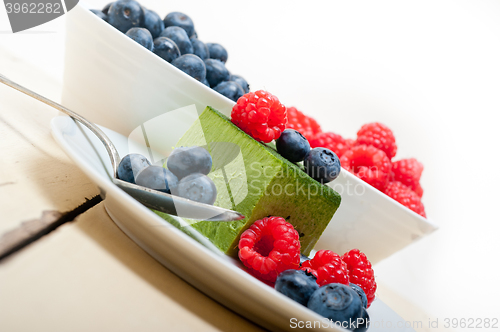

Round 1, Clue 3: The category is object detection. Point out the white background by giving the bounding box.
[1,0,500,330]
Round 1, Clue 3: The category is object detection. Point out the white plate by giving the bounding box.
[61,3,437,265]
[51,115,417,332]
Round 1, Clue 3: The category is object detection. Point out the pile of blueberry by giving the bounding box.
[276,129,341,184]
[117,146,217,205]
[275,270,370,331]
[90,0,250,102]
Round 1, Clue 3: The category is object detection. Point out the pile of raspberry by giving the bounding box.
[231,92,426,217]
[238,217,377,307]
[285,109,426,217]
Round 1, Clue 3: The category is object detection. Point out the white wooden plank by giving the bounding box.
[0,203,264,332]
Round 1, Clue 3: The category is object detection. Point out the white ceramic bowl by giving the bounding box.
[61,3,436,265]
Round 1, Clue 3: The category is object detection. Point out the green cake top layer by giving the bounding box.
[163,106,341,256]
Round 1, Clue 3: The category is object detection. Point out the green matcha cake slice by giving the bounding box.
[155,106,341,256]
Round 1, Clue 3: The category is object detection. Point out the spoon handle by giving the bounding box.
[0,73,120,178]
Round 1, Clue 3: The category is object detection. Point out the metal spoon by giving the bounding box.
[0,74,245,222]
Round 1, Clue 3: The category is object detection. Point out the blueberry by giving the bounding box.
[177,173,217,205]
[213,81,244,102]
[276,129,311,163]
[102,2,113,15]
[201,78,210,87]
[229,74,249,93]
[204,58,230,88]
[206,43,228,63]
[117,153,151,184]
[275,270,319,306]
[307,284,364,331]
[350,283,368,309]
[153,37,180,63]
[135,165,179,194]
[303,147,341,183]
[125,27,153,51]
[190,38,210,60]
[163,12,195,39]
[354,308,370,332]
[90,9,108,22]
[143,9,164,39]
[171,54,206,81]
[108,0,144,33]
[159,26,193,55]
[167,146,212,179]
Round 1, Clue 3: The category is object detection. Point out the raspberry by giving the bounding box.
[285,107,322,140]
[356,122,397,160]
[231,90,287,143]
[391,158,424,194]
[238,216,301,283]
[385,181,426,217]
[300,250,349,286]
[414,182,424,198]
[341,249,377,308]
[340,145,392,191]
[309,132,352,158]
